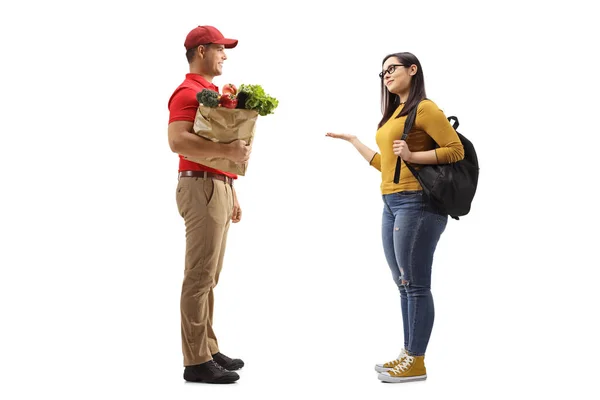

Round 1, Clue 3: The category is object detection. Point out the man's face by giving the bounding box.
[200,44,227,76]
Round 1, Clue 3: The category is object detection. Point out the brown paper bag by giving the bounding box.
[185,106,259,176]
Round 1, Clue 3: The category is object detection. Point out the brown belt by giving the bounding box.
[178,170,234,186]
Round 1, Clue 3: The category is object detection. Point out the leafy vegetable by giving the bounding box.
[236,84,279,116]
[196,89,220,108]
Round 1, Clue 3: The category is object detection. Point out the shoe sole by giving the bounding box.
[378,373,427,383]
[184,375,240,384]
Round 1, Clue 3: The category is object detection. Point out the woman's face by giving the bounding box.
[381,57,412,95]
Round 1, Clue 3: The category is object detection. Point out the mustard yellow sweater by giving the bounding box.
[370,99,465,194]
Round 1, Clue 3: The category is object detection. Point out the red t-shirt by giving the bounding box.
[168,73,237,179]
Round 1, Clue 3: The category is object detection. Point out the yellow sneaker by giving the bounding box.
[374,348,407,373]
[378,354,427,383]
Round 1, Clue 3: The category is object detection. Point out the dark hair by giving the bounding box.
[185,46,198,63]
[378,52,427,129]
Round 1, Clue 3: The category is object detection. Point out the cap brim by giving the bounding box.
[214,38,238,49]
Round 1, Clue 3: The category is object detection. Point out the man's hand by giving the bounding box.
[168,121,250,161]
[232,187,242,223]
[226,140,252,163]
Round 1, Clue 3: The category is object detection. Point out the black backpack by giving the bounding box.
[393,105,479,220]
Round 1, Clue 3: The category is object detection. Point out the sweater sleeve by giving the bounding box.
[417,100,465,164]
[369,153,381,171]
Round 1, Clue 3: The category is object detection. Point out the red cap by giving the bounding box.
[184,26,238,50]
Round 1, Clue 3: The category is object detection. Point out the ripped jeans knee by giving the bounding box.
[395,274,411,291]
[395,269,410,287]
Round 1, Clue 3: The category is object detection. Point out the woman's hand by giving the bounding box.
[393,140,412,161]
[326,132,357,142]
[326,132,378,166]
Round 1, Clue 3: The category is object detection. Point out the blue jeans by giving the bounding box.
[382,191,447,356]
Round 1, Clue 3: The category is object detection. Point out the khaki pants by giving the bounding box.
[176,176,233,366]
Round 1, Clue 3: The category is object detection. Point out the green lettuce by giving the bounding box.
[237,84,279,116]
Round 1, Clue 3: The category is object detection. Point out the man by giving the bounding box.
[167,25,251,384]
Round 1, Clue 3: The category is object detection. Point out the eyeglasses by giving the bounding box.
[379,64,405,79]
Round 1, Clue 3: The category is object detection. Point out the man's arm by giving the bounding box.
[167,86,251,162]
[168,121,251,162]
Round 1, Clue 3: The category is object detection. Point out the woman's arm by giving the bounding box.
[393,101,464,164]
[326,133,381,171]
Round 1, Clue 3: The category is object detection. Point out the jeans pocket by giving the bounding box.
[395,190,423,197]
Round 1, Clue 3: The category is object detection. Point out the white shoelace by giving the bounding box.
[391,355,415,373]
[384,349,408,367]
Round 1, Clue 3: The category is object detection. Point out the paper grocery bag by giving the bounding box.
[185,106,259,176]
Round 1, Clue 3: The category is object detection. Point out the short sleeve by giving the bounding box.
[168,87,199,124]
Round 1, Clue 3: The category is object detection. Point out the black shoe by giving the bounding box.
[212,352,245,371]
[183,360,239,383]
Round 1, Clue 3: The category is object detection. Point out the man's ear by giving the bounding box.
[197,45,207,59]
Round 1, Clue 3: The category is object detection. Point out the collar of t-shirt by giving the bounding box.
[185,73,219,92]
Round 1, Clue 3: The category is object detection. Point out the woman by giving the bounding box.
[326,52,464,383]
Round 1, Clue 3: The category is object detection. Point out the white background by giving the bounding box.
[1,0,599,399]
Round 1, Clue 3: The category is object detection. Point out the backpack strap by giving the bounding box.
[393,106,419,184]
[447,116,459,130]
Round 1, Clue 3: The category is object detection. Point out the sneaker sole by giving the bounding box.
[378,373,427,383]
